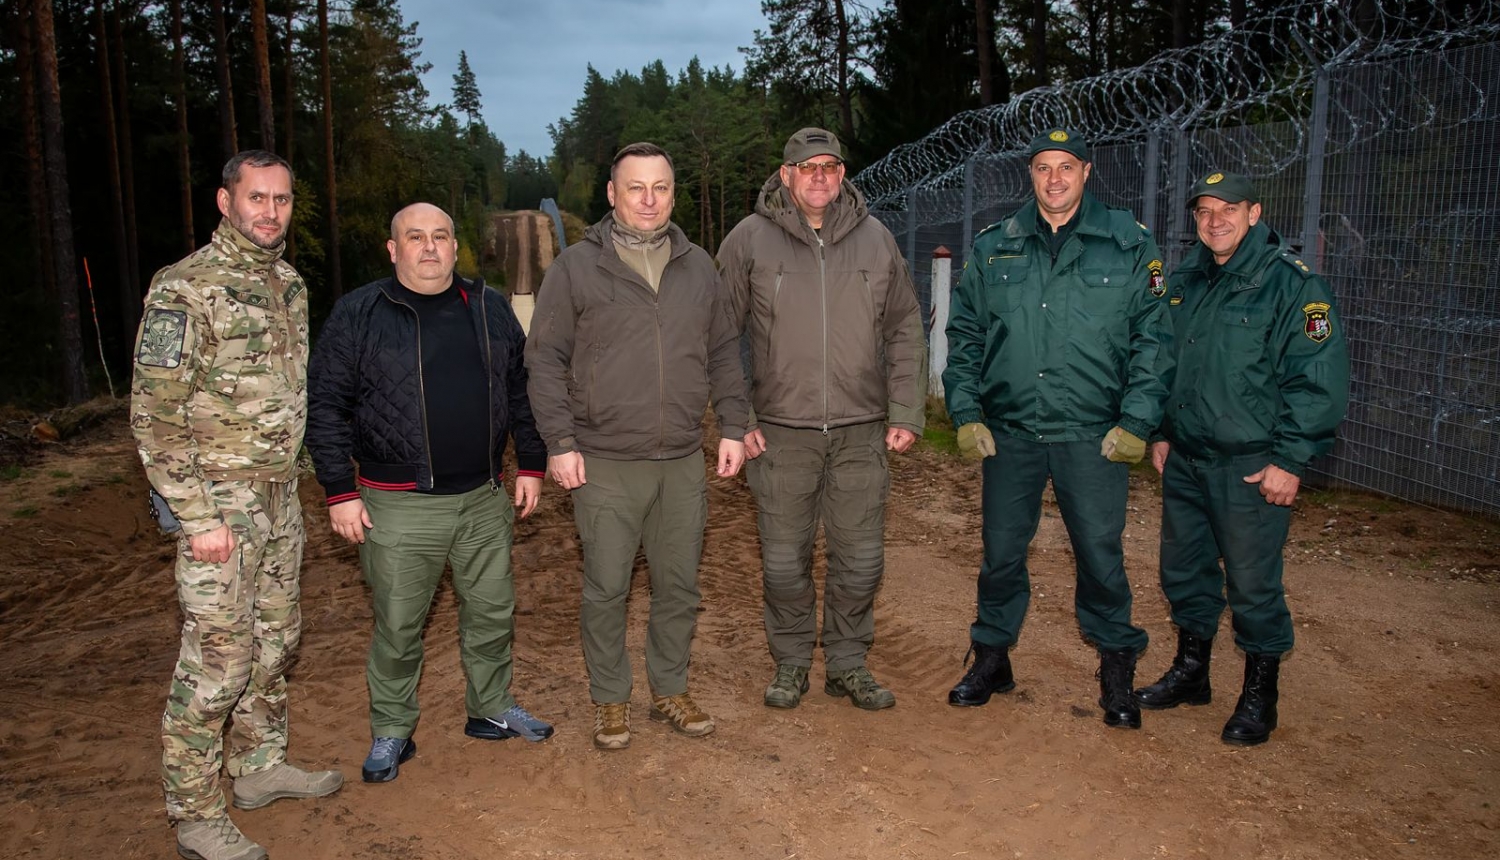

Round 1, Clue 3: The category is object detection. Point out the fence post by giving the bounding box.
[1141,129,1161,234]
[1293,30,1329,262]
[905,189,919,284]
[929,246,953,398]
[1169,128,1192,245]
[962,158,975,262]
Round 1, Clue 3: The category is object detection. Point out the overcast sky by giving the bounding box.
[396,0,770,158]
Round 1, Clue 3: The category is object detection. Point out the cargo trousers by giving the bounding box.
[162,479,302,822]
[745,421,890,674]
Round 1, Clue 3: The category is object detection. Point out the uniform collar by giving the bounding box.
[210,218,286,269]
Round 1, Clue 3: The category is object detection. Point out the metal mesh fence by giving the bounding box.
[866,28,1500,516]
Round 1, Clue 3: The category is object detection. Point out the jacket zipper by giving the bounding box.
[818,235,829,434]
[478,286,497,487]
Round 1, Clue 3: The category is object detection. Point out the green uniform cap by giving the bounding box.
[1026,128,1090,162]
[1187,170,1259,206]
[784,127,844,164]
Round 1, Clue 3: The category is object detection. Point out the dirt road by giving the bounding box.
[0,416,1496,859]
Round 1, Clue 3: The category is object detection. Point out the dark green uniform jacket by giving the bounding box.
[943,192,1173,442]
[1160,221,1350,475]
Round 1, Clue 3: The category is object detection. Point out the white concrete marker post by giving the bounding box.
[929,246,952,398]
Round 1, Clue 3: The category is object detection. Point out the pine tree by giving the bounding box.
[452,49,481,128]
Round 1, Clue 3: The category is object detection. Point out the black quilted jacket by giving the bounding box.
[306,275,546,504]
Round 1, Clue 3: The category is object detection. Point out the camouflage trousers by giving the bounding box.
[162,479,304,822]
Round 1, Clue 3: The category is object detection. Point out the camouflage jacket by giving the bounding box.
[130,218,309,535]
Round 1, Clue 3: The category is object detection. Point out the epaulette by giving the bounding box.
[1107,209,1149,250]
[974,219,1007,241]
[1276,249,1316,279]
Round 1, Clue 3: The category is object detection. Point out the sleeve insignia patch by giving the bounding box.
[1303,301,1332,343]
[1148,259,1166,297]
[137,309,188,368]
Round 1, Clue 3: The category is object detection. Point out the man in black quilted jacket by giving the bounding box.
[306,202,552,785]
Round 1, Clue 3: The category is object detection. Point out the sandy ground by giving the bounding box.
[1,414,1497,859]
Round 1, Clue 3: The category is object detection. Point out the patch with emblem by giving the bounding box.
[1148,259,1166,297]
[1049,130,1069,142]
[1205,172,1224,184]
[1303,301,1332,343]
[137,309,188,368]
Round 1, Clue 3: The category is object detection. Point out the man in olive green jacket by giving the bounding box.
[719,128,926,711]
[942,129,1173,729]
[1134,171,1349,747]
[526,142,749,751]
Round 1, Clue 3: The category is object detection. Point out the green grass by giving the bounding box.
[51,483,83,498]
[919,395,960,456]
[48,469,72,479]
[0,465,22,481]
[12,505,38,518]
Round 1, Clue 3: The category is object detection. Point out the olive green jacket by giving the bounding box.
[1160,221,1350,475]
[943,193,1173,442]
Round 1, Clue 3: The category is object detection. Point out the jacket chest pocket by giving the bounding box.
[210,298,290,398]
[984,255,1030,312]
[1218,306,1272,356]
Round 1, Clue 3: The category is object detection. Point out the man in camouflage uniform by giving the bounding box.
[132,150,341,860]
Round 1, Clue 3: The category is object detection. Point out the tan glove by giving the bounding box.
[1101,426,1146,464]
[957,423,997,460]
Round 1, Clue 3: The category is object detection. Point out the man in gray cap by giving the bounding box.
[942,128,1173,728]
[718,127,927,711]
[1134,171,1349,746]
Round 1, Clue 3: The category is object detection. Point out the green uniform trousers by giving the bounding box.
[573,452,707,703]
[973,433,1148,653]
[358,482,517,738]
[162,479,302,822]
[744,421,889,673]
[1159,450,1295,654]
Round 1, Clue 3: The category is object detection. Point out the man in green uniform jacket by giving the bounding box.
[942,129,1173,729]
[1134,171,1350,746]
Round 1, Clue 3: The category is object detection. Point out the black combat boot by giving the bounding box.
[1221,653,1280,746]
[1134,630,1213,709]
[947,642,1015,707]
[1097,648,1142,729]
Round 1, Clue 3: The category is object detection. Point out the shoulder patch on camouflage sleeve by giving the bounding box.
[137,309,188,368]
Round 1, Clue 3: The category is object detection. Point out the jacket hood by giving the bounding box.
[754,173,869,245]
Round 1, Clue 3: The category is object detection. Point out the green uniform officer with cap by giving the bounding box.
[942,128,1174,729]
[1133,171,1349,746]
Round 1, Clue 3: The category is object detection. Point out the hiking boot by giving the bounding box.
[593,702,631,750]
[231,762,343,810]
[176,816,267,860]
[763,664,811,709]
[948,642,1015,707]
[825,666,896,710]
[1222,653,1281,746]
[465,704,555,743]
[650,692,716,737]
[1097,648,1142,729]
[1135,630,1213,710]
[361,736,416,783]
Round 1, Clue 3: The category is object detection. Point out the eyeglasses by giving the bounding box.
[789,160,843,177]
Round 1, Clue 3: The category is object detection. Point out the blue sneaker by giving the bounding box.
[361,736,416,783]
[465,704,554,742]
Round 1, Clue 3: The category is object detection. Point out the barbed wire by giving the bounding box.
[854,0,1500,214]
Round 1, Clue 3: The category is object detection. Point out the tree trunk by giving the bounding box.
[282,0,296,262]
[833,0,855,146]
[975,0,994,106]
[96,2,133,352]
[1030,0,1047,86]
[31,0,91,403]
[110,5,141,342]
[251,0,275,149]
[15,0,56,310]
[211,0,238,160]
[1173,0,1190,49]
[319,0,342,298]
[170,0,194,253]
